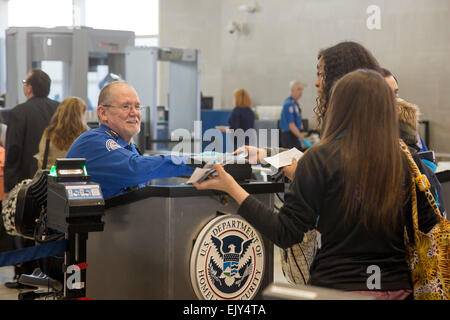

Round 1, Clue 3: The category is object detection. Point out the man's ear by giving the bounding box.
[97,106,108,123]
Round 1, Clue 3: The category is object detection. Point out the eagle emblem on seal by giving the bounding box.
[208,235,254,288]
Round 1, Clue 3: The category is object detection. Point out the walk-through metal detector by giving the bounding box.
[5,26,134,108]
[125,47,201,153]
[5,26,201,154]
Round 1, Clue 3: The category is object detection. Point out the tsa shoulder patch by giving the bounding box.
[289,106,294,113]
[105,139,122,151]
[190,215,265,300]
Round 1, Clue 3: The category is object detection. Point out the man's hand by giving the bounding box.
[282,157,298,181]
[299,138,312,148]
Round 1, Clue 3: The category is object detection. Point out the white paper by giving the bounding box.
[263,148,303,169]
[187,167,212,184]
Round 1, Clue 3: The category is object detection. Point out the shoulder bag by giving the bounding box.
[400,141,450,300]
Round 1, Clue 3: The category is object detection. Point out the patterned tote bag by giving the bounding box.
[400,141,450,300]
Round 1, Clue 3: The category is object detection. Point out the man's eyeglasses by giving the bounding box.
[22,79,28,85]
[102,104,142,112]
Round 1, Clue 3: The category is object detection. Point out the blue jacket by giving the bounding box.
[279,96,302,132]
[66,124,194,199]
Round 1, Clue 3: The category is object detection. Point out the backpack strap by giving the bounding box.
[399,141,441,231]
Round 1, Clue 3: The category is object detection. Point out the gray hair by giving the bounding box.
[97,80,131,106]
[289,80,304,91]
[97,81,136,125]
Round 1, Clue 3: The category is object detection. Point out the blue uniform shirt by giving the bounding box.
[280,96,302,132]
[66,124,194,199]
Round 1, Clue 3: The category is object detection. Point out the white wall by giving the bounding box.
[159,0,223,107]
[160,0,450,152]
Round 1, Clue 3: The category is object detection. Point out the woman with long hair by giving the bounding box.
[194,70,437,299]
[37,97,88,170]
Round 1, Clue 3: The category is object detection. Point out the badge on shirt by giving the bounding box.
[289,106,294,113]
[105,139,122,151]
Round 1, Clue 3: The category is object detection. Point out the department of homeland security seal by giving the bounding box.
[190,215,265,300]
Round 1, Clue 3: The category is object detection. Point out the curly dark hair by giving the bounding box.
[314,41,382,127]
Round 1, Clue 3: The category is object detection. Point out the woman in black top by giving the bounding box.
[228,88,255,150]
[194,70,437,299]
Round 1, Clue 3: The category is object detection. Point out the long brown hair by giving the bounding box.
[44,97,88,150]
[319,69,406,232]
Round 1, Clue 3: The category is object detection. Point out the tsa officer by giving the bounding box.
[66,81,194,199]
[279,80,311,150]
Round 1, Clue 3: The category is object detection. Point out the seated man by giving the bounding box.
[66,81,194,199]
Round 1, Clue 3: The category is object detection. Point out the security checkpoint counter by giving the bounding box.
[86,177,283,300]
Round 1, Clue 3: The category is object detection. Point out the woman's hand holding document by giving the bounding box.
[187,166,218,184]
[263,148,303,169]
[263,148,303,181]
